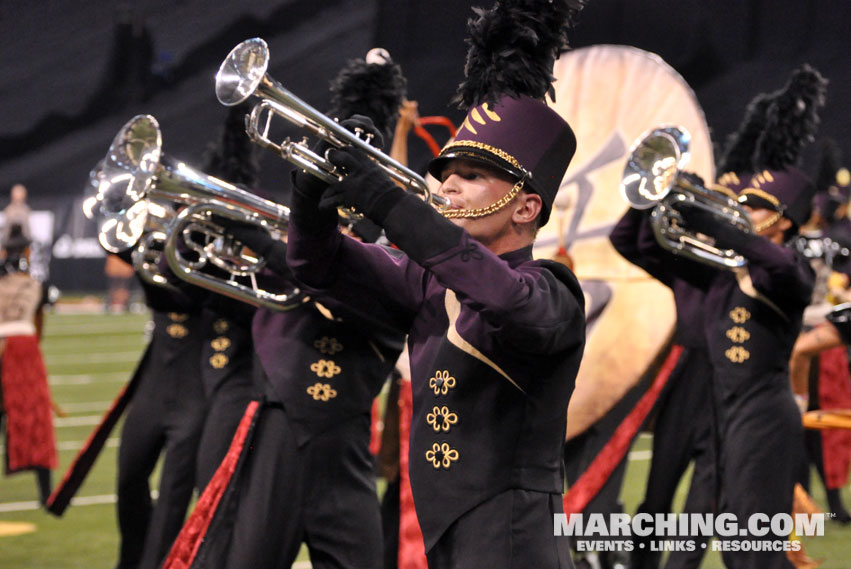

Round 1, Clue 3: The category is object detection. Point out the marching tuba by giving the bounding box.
[620,125,754,269]
[84,114,302,311]
[214,37,449,213]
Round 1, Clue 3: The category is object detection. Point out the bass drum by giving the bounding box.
[536,45,715,441]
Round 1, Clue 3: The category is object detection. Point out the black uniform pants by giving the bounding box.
[632,348,715,569]
[715,381,802,569]
[196,405,382,569]
[115,345,206,569]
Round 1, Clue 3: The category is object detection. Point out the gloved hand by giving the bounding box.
[220,220,290,277]
[291,114,385,200]
[225,221,277,257]
[318,147,406,225]
[673,200,717,237]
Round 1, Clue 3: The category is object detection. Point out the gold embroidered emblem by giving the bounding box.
[725,346,751,363]
[168,312,188,322]
[211,336,231,351]
[310,359,342,378]
[307,382,338,401]
[166,324,188,338]
[426,406,458,432]
[425,442,459,469]
[726,327,751,343]
[729,307,751,324]
[314,336,343,355]
[213,319,229,334]
[429,370,456,395]
[209,353,229,369]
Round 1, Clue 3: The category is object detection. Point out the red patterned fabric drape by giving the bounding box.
[816,345,851,489]
[398,378,428,569]
[161,400,261,569]
[1,335,56,473]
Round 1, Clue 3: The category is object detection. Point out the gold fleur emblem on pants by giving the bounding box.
[426,406,458,432]
[313,336,343,355]
[307,382,338,401]
[213,319,229,334]
[425,442,459,469]
[211,336,231,351]
[310,359,342,378]
[429,370,456,395]
[725,327,751,343]
[729,307,751,324]
[209,353,229,369]
[725,346,751,363]
[168,312,189,322]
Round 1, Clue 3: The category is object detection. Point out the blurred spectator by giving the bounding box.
[2,183,32,244]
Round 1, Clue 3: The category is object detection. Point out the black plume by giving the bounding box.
[455,0,587,110]
[753,64,828,171]
[329,52,407,142]
[717,93,771,175]
[815,138,843,193]
[202,102,259,188]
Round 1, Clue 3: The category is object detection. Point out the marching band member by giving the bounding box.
[0,224,57,506]
[649,65,826,568]
[161,52,408,569]
[285,1,588,566]
[609,201,717,569]
[113,250,207,569]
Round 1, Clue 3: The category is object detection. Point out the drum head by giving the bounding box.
[536,45,715,440]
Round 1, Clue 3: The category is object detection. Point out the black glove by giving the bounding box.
[318,147,406,225]
[225,221,277,257]
[291,114,385,201]
[223,221,290,276]
[675,200,752,250]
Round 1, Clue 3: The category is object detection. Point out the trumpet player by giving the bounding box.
[161,54,409,569]
[285,2,588,567]
[635,65,825,569]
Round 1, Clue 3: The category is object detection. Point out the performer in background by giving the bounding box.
[609,194,720,569]
[0,224,57,505]
[112,254,206,569]
[645,65,826,568]
[788,139,851,524]
[286,1,587,566]
[162,50,408,569]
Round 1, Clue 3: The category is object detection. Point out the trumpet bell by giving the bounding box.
[216,37,269,107]
[88,115,165,252]
[621,125,690,209]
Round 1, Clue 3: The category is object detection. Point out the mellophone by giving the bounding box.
[83,38,447,310]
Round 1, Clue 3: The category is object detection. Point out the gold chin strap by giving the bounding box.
[754,211,783,233]
[441,179,525,220]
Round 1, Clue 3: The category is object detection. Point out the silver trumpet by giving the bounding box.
[620,125,754,269]
[215,37,449,212]
[85,114,302,311]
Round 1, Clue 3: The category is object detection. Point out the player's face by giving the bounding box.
[436,158,521,246]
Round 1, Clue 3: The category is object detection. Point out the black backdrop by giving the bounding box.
[1,0,848,291]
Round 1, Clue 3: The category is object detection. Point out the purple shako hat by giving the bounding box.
[428,95,576,224]
[737,168,815,228]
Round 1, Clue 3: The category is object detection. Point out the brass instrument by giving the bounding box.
[85,114,301,311]
[214,37,448,212]
[621,125,754,269]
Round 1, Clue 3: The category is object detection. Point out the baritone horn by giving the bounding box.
[85,114,302,311]
[620,125,754,269]
[215,37,448,211]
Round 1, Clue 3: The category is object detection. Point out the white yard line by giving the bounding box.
[45,351,143,365]
[50,373,128,385]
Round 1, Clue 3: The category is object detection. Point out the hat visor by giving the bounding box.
[428,146,525,186]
